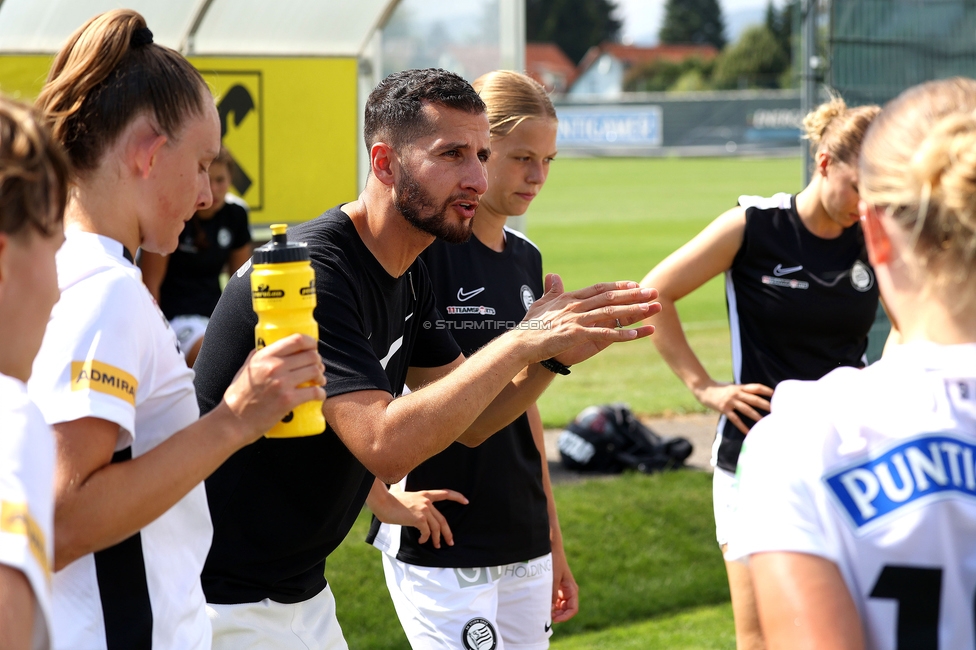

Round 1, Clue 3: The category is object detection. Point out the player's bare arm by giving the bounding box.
[641,206,773,433]
[528,402,578,623]
[750,551,864,650]
[0,564,35,649]
[51,335,324,569]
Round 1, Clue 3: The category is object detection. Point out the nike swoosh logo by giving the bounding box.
[773,264,803,276]
[457,287,485,301]
[545,622,552,633]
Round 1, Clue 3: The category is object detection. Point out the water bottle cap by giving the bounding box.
[252,223,310,264]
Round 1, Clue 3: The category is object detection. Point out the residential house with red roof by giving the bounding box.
[569,42,718,97]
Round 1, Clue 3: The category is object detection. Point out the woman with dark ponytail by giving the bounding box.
[29,10,324,649]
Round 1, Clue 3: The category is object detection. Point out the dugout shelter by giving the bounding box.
[0,0,526,227]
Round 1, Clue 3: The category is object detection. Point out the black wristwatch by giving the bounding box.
[540,358,572,375]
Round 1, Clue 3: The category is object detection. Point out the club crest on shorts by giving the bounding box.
[850,260,875,292]
[520,284,535,311]
[462,617,498,650]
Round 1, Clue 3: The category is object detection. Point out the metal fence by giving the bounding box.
[554,89,802,157]
[822,0,976,360]
[829,0,976,107]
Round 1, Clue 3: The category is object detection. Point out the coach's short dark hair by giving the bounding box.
[364,68,486,152]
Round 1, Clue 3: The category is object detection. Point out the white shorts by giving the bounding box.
[170,314,210,353]
[382,553,554,650]
[207,583,348,650]
[713,466,738,548]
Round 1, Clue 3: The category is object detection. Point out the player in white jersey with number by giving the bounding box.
[727,76,976,650]
[0,96,70,650]
[27,10,324,650]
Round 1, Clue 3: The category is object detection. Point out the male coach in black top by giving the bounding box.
[193,68,660,649]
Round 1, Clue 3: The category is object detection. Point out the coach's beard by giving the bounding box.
[394,167,474,245]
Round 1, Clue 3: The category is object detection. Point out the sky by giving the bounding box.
[615,0,782,45]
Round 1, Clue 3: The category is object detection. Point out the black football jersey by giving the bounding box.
[367,227,551,568]
[716,193,879,472]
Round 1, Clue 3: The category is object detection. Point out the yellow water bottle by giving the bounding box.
[250,224,324,437]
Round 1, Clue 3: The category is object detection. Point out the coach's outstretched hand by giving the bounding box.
[520,274,661,367]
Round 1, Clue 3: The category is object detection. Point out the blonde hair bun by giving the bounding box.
[801,95,880,164]
[859,77,976,288]
[909,112,976,232]
[802,97,847,147]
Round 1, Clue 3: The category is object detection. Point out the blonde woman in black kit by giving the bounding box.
[640,98,880,650]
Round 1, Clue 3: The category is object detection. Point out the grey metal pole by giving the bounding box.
[501,0,529,234]
[801,0,818,187]
[500,0,526,73]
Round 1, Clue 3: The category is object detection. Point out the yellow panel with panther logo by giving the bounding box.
[196,69,264,209]
[192,57,359,226]
[0,55,359,226]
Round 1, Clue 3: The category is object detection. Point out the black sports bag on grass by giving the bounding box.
[557,403,693,474]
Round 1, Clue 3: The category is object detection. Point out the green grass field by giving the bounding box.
[329,472,735,649]
[526,156,803,426]
[327,157,803,648]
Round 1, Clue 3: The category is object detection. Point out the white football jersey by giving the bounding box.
[0,373,55,650]
[28,231,211,650]
[728,342,976,650]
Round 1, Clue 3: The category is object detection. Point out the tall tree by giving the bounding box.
[766,0,798,64]
[713,24,788,88]
[659,0,726,50]
[527,0,622,64]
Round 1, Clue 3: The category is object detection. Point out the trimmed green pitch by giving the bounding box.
[528,156,803,427]
[332,471,734,649]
